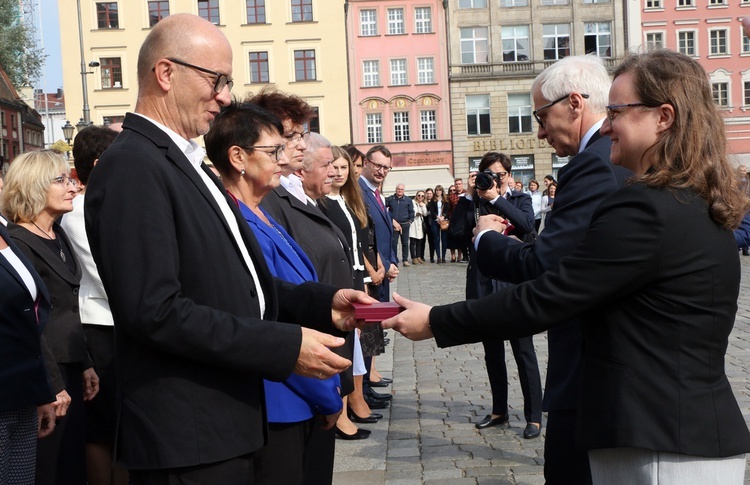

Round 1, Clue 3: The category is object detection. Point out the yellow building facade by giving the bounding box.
[58,0,351,144]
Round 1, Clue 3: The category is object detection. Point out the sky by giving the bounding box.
[37,0,64,92]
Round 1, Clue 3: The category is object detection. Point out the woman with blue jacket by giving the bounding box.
[204,101,341,485]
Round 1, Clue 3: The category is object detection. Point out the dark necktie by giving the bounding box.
[374,188,385,212]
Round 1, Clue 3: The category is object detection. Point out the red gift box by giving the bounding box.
[352,302,404,322]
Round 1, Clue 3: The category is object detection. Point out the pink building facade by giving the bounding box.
[346,0,453,175]
[641,0,750,166]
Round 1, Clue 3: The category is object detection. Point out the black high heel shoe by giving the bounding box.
[348,408,381,424]
[335,426,371,440]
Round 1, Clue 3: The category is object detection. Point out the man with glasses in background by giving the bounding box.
[84,14,368,484]
[472,55,631,485]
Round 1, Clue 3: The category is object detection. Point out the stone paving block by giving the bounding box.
[424,478,477,485]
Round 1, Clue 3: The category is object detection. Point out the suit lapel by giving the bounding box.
[0,223,52,309]
[8,222,80,287]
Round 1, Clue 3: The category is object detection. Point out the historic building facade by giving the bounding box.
[447,0,626,186]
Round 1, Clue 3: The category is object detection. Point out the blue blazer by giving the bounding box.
[238,200,341,422]
[0,223,55,412]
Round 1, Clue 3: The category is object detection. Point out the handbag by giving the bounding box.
[439,219,450,231]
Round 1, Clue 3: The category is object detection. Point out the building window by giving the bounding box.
[645,32,664,50]
[366,113,383,143]
[678,0,694,5]
[460,27,489,64]
[710,30,728,55]
[393,112,410,142]
[420,110,437,140]
[198,0,219,24]
[96,3,118,29]
[541,0,569,4]
[100,57,123,89]
[501,0,528,6]
[459,0,487,7]
[508,93,532,134]
[294,50,316,81]
[387,8,404,35]
[308,107,320,134]
[584,22,612,58]
[246,0,266,24]
[743,33,750,54]
[360,9,377,36]
[744,81,750,106]
[466,94,490,135]
[709,0,726,5]
[712,82,728,107]
[363,60,380,87]
[291,0,313,22]
[417,57,434,84]
[543,24,570,60]
[249,52,269,83]
[678,31,696,56]
[583,0,610,3]
[645,0,661,8]
[148,1,169,27]
[390,59,407,86]
[414,7,431,34]
[502,25,530,62]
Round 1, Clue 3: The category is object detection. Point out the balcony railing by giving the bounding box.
[450,57,621,79]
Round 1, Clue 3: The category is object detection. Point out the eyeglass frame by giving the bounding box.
[166,58,234,94]
[51,175,79,187]
[533,93,590,129]
[240,144,286,162]
[604,103,658,125]
[283,130,310,147]
[366,158,391,173]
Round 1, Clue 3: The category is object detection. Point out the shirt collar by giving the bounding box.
[579,118,605,154]
[361,177,378,192]
[132,113,206,167]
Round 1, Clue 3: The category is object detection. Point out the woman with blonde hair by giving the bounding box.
[385,50,750,484]
[3,150,99,485]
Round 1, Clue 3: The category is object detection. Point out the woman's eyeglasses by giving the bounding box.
[242,144,286,161]
[51,175,78,187]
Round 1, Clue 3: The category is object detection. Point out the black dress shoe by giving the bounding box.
[364,396,389,409]
[523,423,541,439]
[373,377,393,384]
[370,380,390,388]
[383,338,391,346]
[365,388,393,401]
[348,409,380,423]
[475,414,509,429]
[335,427,371,440]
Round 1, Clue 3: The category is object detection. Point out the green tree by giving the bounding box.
[0,0,45,87]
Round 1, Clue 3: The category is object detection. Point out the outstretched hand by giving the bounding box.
[294,328,351,379]
[331,289,378,332]
[380,293,434,341]
[473,214,507,240]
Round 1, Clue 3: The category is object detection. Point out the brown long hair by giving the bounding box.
[615,50,750,229]
[433,185,448,203]
[320,146,368,228]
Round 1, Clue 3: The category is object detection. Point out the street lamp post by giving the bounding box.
[62,120,75,160]
[76,0,91,124]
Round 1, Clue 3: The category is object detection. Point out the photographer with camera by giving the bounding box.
[449,152,543,439]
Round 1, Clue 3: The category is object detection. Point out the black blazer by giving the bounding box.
[7,222,92,375]
[84,113,341,469]
[475,132,629,411]
[0,223,55,411]
[261,186,356,395]
[432,184,750,457]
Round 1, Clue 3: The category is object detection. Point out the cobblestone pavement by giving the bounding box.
[333,254,750,485]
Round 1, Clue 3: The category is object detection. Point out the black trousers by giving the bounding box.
[544,409,592,485]
[301,416,335,485]
[130,454,254,485]
[254,419,315,485]
[481,336,543,423]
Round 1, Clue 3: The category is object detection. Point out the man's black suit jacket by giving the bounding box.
[475,132,629,411]
[261,186,356,395]
[85,113,340,470]
[432,184,750,457]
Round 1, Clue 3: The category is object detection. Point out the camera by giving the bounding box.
[475,169,499,191]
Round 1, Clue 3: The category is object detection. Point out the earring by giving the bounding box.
[241,168,246,176]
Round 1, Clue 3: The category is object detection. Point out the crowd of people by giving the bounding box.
[4,11,750,485]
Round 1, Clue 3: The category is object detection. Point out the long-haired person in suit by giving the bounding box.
[204,101,342,484]
[426,185,449,263]
[3,150,100,485]
[384,50,750,484]
[60,125,128,485]
[0,219,57,484]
